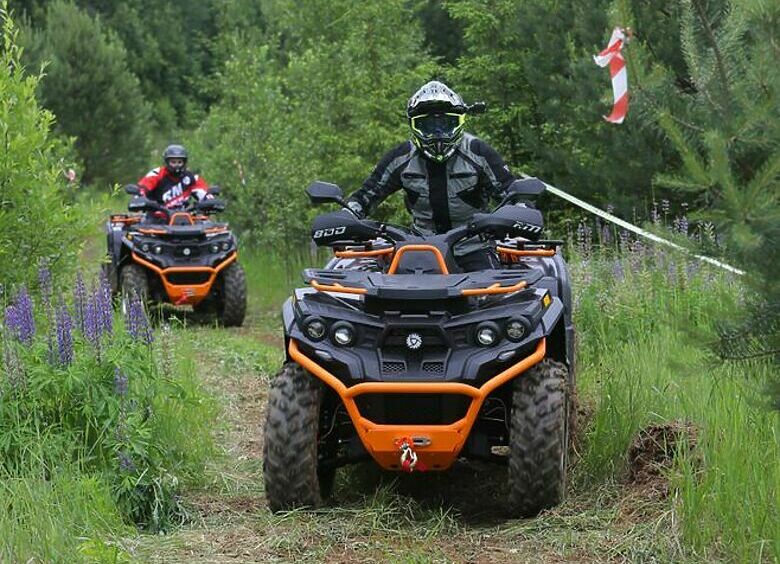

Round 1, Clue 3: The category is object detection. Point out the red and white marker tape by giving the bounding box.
[594,27,629,124]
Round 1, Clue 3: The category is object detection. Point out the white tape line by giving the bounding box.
[536,180,744,275]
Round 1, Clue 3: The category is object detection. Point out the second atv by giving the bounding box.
[264,178,575,516]
[103,184,247,326]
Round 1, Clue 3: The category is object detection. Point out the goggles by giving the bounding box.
[410,113,465,139]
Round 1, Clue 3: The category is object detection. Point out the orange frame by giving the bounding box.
[335,248,395,259]
[497,246,556,259]
[387,244,449,274]
[289,337,546,470]
[131,252,237,306]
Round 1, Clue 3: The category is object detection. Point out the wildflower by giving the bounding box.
[83,293,102,357]
[159,323,173,378]
[98,270,113,337]
[125,293,153,345]
[576,219,593,260]
[114,367,128,397]
[651,201,660,225]
[118,450,136,474]
[611,260,625,282]
[4,287,35,346]
[38,261,53,314]
[73,272,87,335]
[55,299,74,366]
[2,333,25,390]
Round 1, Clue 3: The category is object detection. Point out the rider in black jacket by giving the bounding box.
[347,81,517,272]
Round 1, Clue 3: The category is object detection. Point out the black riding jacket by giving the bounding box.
[348,133,516,255]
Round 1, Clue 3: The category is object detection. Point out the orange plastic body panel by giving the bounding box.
[111,215,141,225]
[168,212,194,225]
[309,281,368,295]
[335,248,395,259]
[138,228,167,235]
[387,245,449,275]
[497,246,556,258]
[131,252,236,305]
[288,338,546,471]
[461,280,527,296]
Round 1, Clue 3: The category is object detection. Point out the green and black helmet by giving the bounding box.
[162,144,188,177]
[407,81,467,162]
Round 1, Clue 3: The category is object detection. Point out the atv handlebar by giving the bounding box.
[128,194,226,216]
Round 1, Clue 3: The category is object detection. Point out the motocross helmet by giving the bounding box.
[407,81,467,162]
[163,144,188,177]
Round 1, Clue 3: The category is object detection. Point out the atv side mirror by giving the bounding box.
[128,196,149,212]
[306,181,347,206]
[208,185,221,195]
[496,178,546,208]
[125,184,140,195]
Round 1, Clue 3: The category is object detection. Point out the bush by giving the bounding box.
[0,4,83,290]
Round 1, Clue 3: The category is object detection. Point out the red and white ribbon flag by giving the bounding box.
[594,27,628,124]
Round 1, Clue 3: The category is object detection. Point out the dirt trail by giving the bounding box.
[127,312,678,563]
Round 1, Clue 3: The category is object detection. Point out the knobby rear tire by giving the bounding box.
[217,261,247,327]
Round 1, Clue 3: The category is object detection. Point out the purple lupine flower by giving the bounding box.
[73,272,87,336]
[55,299,74,366]
[125,293,153,345]
[38,261,53,314]
[661,199,670,219]
[2,334,25,390]
[114,367,128,396]
[118,450,136,474]
[83,294,102,353]
[4,288,35,346]
[98,271,113,337]
[611,259,625,282]
[576,219,592,260]
[650,201,660,225]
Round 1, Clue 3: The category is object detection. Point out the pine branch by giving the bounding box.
[690,0,733,111]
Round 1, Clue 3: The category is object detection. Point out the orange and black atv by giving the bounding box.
[103,184,247,326]
[264,179,575,516]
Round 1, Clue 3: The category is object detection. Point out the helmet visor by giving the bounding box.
[410,113,464,139]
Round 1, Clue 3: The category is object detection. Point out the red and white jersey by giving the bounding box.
[137,167,210,208]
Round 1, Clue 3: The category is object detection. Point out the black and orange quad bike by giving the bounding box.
[264,178,575,517]
[103,184,247,326]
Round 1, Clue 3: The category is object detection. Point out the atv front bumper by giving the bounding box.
[132,252,236,306]
[288,337,546,471]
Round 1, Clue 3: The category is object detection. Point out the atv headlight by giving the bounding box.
[154,245,163,254]
[141,243,150,252]
[302,316,327,341]
[210,243,220,253]
[221,241,230,251]
[505,318,529,342]
[331,321,356,346]
[475,322,500,346]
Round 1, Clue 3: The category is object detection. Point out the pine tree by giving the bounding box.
[647,0,779,393]
[20,1,151,186]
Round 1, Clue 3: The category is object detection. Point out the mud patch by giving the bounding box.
[627,420,698,492]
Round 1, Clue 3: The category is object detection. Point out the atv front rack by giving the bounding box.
[290,337,546,471]
[305,268,542,300]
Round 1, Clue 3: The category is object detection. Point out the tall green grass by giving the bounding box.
[573,250,779,561]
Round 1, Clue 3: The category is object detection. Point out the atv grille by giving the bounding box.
[382,361,406,375]
[355,394,470,425]
[422,361,445,376]
[166,271,211,285]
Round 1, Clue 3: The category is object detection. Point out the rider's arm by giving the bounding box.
[469,138,516,204]
[347,141,413,218]
[190,174,211,201]
[137,168,164,198]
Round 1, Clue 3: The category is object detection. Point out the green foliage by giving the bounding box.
[20,1,151,186]
[442,0,676,210]
[571,244,778,561]
[0,4,82,290]
[195,0,437,249]
[0,275,215,554]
